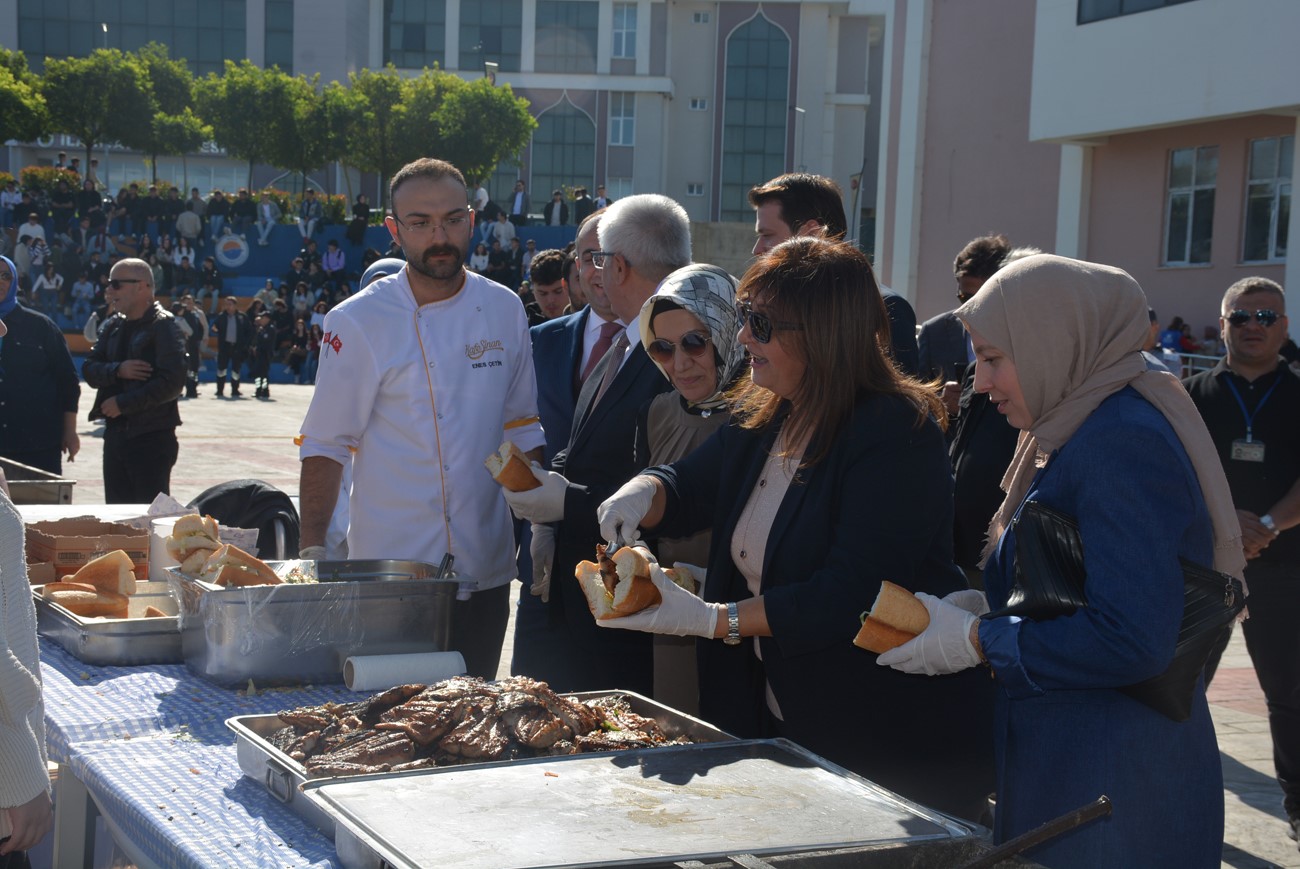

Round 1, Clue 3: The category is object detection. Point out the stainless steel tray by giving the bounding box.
[227,689,736,838]
[300,738,979,869]
[168,560,463,688]
[33,581,181,665]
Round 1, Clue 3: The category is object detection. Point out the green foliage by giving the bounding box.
[41,49,153,166]
[151,108,210,160]
[341,65,407,207]
[18,166,81,195]
[0,61,48,144]
[0,47,31,79]
[135,43,192,115]
[125,43,204,180]
[434,78,536,183]
[261,188,294,222]
[194,60,289,187]
[0,172,14,189]
[261,72,335,188]
[319,193,348,224]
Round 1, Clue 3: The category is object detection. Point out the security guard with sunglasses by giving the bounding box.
[1185,276,1300,850]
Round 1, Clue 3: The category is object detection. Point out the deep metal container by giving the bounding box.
[2,455,75,504]
[33,580,181,665]
[168,560,463,687]
[227,689,736,838]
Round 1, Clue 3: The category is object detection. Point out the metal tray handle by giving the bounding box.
[265,758,296,804]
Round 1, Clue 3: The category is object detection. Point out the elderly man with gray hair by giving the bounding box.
[503,194,690,694]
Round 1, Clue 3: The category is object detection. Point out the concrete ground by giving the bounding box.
[56,382,1300,867]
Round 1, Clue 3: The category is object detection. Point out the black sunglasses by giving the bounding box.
[736,299,803,344]
[647,330,712,364]
[108,278,143,290]
[1225,309,1280,328]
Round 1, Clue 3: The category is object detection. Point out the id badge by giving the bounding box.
[1231,439,1266,462]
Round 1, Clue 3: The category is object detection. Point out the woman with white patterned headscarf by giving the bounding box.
[631,263,746,714]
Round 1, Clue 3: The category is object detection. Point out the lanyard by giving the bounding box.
[1223,371,1282,443]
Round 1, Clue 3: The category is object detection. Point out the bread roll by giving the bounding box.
[167,513,223,570]
[143,605,168,618]
[199,544,282,588]
[662,567,697,595]
[484,442,542,492]
[853,581,931,654]
[40,581,98,598]
[46,587,129,619]
[575,545,661,620]
[70,549,137,596]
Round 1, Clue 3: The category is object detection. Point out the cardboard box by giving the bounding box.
[25,517,150,581]
[27,561,57,586]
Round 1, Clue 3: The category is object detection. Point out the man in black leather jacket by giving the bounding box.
[83,258,186,503]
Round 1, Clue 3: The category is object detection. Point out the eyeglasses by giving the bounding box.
[736,299,803,344]
[392,210,471,236]
[1225,309,1281,328]
[646,330,712,364]
[591,250,631,270]
[108,278,143,290]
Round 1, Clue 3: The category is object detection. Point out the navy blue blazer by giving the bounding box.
[529,308,588,463]
[648,393,994,819]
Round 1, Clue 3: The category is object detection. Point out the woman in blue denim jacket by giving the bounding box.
[880,254,1246,867]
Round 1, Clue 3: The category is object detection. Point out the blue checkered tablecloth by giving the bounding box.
[39,638,364,867]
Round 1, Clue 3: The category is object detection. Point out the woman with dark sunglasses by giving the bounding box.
[596,238,994,819]
[629,263,746,714]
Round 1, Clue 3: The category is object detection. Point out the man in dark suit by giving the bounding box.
[749,173,919,375]
[503,195,688,693]
[572,187,595,226]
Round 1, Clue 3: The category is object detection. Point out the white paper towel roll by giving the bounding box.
[149,516,182,582]
[343,651,467,692]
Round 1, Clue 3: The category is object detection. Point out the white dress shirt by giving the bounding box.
[299,269,545,591]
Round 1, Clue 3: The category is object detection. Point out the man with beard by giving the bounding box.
[296,158,544,679]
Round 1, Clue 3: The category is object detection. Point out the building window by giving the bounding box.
[693,12,711,24]
[720,15,790,222]
[461,0,523,73]
[385,0,446,69]
[536,0,598,73]
[1243,135,1292,263]
[532,101,596,208]
[689,98,708,111]
[1163,145,1217,266]
[1078,0,1196,25]
[686,183,704,197]
[606,178,634,201]
[612,3,637,59]
[609,92,635,146]
[16,0,247,76]
[265,0,294,72]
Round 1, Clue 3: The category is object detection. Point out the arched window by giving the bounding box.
[720,15,790,222]
[531,100,596,208]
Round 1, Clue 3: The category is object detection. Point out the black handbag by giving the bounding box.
[983,500,1246,722]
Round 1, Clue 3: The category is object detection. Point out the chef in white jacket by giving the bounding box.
[298,158,545,678]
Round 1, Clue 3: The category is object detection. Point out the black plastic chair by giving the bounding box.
[187,479,300,560]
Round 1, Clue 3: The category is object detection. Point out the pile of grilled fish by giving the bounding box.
[269,675,692,778]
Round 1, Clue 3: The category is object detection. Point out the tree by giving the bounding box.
[0,50,47,144]
[41,49,153,167]
[434,78,536,183]
[321,79,360,201]
[341,65,407,208]
[194,60,290,188]
[262,72,334,194]
[127,43,199,183]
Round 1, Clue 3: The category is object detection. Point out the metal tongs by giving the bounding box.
[435,553,454,579]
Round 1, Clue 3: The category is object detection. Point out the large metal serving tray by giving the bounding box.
[33,581,181,665]
[228,689,736,838]
[300,738,983,869]
[2,455,75,504]
[168,560,463,688]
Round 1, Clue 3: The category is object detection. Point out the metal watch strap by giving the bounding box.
[1260,514,1280,536]
[723,601,741,645]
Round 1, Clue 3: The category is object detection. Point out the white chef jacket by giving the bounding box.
[298,269,545,591]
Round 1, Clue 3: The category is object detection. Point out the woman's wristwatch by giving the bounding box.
[1259,514,1280,537]
[723,602,741,645]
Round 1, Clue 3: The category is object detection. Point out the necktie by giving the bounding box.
[581,320,623,383]
[592,330,630,408]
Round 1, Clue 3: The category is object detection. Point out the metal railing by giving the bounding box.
[1174,352,1222,378]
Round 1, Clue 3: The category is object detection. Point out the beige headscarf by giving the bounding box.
[956,254,1246,583]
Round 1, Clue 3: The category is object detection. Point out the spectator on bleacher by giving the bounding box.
[346,194,370,247]
[255,191,281,247]
[231,188,257,237]
[296,189,323,239]
[305,322,323,384]
[0,180,20,228]
[76,179,106,231]
[207,190,230,240]
[67,217,93,255]
[330,281,351,307]
[108,189,130,238]
[271,297,293,348]
[176,202,203,251]
[71,272,95,325]
[291,282,311,319]
[174,237,197,272]
[16,213,45,247]
[470,243,489,274]
[32,263,63,320]
[147,255,166,298]
[254,279,279,311]
[161,188,183,240]
[137,232,157,263]
[25,238,47,284]
[322,239,346,284]
[140,186,164,241]
[174,257,199,301]
[200,256,223,299]
[187,188,207,235]
[309,299,328,331]
[155,236,174,286]
[298,238,322,269]
[284,257,309,290]
[49,180,76,240]
[287,316,310,384]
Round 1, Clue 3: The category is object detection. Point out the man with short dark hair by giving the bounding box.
[543,189,569,226]
[528,249,570,321]
[210,296,251,398]
[508,180,530,228]
[231,188,257,236]
[919,234,1011,385]
[177,294,207,398]
[82,258,186,502]
[297,188,323,239]
[1185,277,1300,848]
[748,172,919,375]
[572,186,595,225]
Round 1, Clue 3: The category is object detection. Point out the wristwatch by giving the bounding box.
[723,602,741,645]
[1259,514,1281,537]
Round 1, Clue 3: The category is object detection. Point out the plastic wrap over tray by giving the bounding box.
[33,581,181,666]
[167,560,464,687]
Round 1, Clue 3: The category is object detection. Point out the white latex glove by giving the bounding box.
[598,562,723,638]
[298,545,326,561]
[671,562,708,595]
[502,464,570,524]
[597,476,658,547]
[876,592,981,676]
[529,523,556,602]
[943,588,989,616]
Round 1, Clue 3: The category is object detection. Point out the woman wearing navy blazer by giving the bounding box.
[597,238,994,820]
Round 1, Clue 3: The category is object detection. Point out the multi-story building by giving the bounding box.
[3,0,1296,332]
